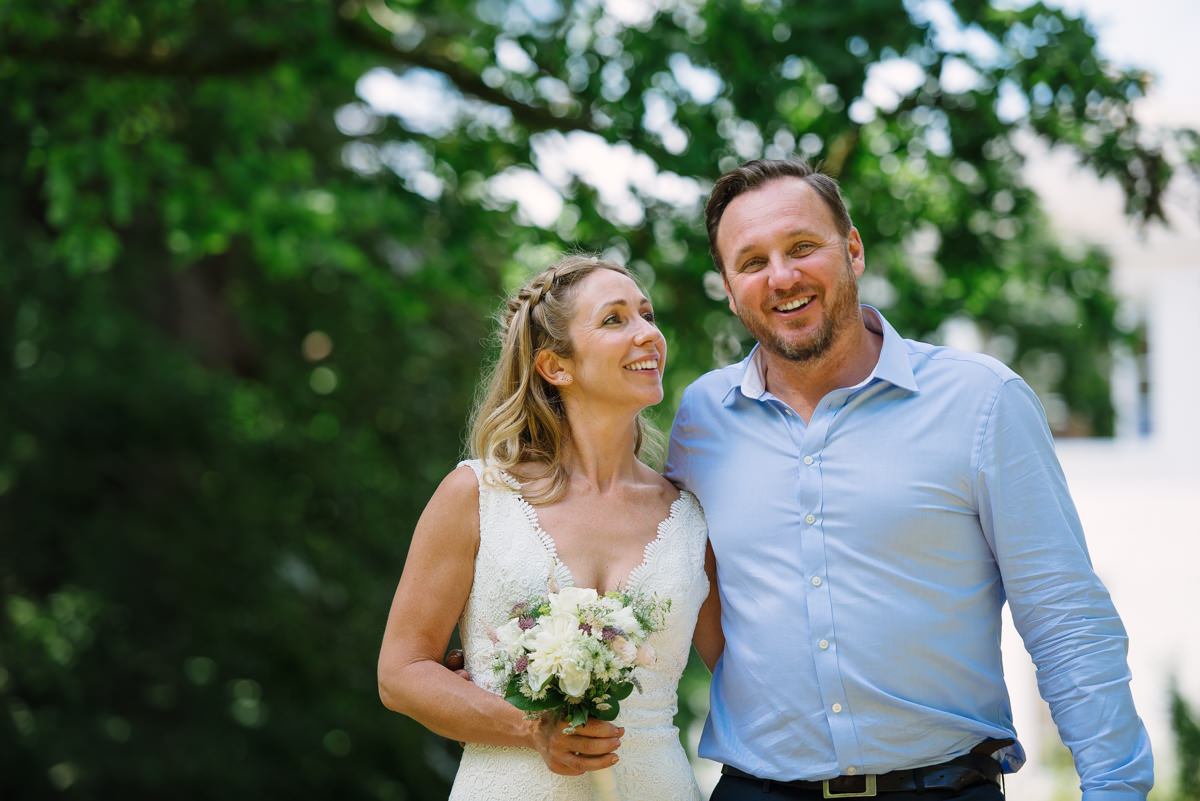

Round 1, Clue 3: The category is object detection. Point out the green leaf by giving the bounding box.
[592,701,620,721]
[506,689,561,713]
[568,706,588,730]
[609,681,635,701]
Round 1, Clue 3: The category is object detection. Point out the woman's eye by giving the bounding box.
[604,314,621,325]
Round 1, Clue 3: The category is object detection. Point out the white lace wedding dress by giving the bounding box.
[448,460,708,801]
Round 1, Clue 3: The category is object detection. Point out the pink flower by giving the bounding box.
[610,635,637,664]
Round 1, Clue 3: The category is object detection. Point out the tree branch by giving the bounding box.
[333,14,685,168]
[333,17,596,135]
[0,37,296,77]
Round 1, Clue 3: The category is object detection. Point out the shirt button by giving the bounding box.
[832,703,843,714]
[846,766,858,775]
[805,513,816,524]
[818,639,829,650]
[811,576,822,587]
[803,455,814,466]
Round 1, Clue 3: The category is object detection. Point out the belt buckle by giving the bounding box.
[822,775,877,798]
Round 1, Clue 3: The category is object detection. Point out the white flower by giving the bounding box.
[606,605,640,635]
[492,618,526,660]
[597,595,624,612]
[529,611,578,650]
[524,611,582,691]
[559,658,592,698]
[495,618,524,647]
[550,586,599,615]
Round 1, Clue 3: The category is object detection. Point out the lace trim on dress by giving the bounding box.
[510,491,563,567]
[477,461,523,493]
[623,492,689,593]
[508,477,691,594]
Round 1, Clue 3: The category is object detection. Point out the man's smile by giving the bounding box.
[773,297,813,313]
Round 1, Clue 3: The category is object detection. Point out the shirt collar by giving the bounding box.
[722,305,918,405]
[865,306,919,392]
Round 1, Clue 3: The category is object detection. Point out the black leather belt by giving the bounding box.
[721,751,1004,798]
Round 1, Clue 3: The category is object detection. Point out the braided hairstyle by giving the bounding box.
[468,254,658,504]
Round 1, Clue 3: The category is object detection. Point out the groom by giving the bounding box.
[663,158,1152,799]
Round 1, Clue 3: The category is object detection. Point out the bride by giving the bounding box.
[378,255,722,800]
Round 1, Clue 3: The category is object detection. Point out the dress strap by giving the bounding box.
[457,458,484,480]
[458,458,522,493]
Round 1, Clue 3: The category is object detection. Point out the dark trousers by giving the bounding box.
[710,773,1004,801]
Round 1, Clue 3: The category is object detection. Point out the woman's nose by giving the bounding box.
[633,317,662,344]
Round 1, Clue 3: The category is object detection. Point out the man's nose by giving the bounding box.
[765,254,801,289]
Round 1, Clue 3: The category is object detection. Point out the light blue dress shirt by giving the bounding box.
[666,307,1152,800]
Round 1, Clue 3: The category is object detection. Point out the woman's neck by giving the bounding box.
[557,405,643,493]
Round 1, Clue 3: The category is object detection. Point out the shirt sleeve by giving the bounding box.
[664,386,695,492]
[974,377,1153,800]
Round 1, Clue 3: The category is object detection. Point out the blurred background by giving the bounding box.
[2,0,1197,798]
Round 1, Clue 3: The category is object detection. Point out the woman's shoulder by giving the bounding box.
[407,464,482,554]
[433,463,483,505]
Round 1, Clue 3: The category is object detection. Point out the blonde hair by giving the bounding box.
[468,254,661,504]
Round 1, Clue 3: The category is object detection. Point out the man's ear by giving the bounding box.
[723,271,738,314]
[846,227,866,279]
[534,348,573,387]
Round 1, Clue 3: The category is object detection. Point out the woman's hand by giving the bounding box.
[534,716,624,775]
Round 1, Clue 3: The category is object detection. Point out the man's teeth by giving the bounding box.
[775,297,811,312]
[624,359,658,371]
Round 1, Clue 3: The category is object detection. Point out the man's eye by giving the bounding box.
[740,258,765,273]
[604,314,621,325]
[792,242,815,256]
[642,311,656,324]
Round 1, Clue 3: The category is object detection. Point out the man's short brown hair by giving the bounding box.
[705,159,853,273]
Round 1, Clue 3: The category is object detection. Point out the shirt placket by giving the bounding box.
[796,391,864,776]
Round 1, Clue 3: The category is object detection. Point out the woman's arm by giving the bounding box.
[376,465,621,775]
[691,540,724,673]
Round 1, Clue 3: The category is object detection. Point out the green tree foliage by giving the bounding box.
[1173,687,1200,800]
[1,1,1195,798]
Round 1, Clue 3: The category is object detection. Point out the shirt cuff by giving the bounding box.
[1081,788,1149,801]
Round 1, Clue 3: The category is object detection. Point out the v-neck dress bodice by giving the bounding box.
[448,460,708,801]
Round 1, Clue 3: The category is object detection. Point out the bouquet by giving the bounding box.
[490,585,671,800]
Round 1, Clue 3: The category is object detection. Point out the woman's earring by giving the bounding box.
[560,374,573,385]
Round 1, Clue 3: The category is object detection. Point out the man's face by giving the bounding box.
[716,177,865,364]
